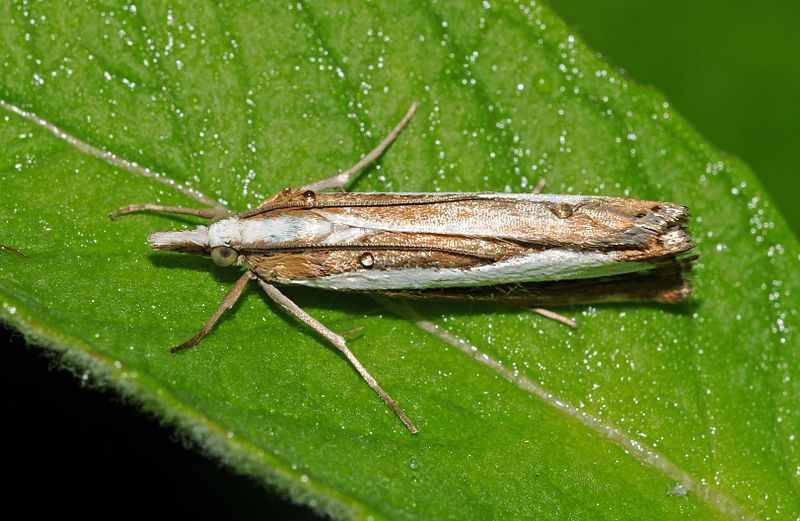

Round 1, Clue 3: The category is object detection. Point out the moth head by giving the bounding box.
[146,225,242,269]
[148,219,244,267]
[148,226,210,254]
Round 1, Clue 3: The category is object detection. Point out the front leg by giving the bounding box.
[235,103,420,220]
[256,279,419,434]
[110,204,230,221]
[301,102,419,192]
[171,271,255,353]
[0,244,27,258]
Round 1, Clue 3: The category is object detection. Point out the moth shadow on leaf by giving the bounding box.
[148,252,241,281]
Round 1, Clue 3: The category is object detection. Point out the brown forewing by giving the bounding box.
[240,190,693,285]
[239,191,692,258]
[245,249,493,282]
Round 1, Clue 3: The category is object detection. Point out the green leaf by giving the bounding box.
[1,2,797,519]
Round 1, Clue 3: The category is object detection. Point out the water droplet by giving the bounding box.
[359,252,375,269]
[535,75,550,94]
[667,484,688,497]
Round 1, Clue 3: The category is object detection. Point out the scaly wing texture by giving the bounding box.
[242,192,692,288]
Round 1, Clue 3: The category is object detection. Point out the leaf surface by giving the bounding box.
[1,2,797,519]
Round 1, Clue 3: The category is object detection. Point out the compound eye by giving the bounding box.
[210,246,238,267]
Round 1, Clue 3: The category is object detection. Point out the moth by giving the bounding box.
[111,103,694,434]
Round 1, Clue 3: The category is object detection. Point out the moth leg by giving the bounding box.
[301,102,419,192]
[532,307,578,329]
[172,271,254,353]
[256,279,419,434]
[110,204,230,221]
[532,178,547,195]
[0,244,27,258]
[339,325,365,337]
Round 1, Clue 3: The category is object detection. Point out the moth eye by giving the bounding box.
[210,246,238,267]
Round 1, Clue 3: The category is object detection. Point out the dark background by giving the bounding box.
[4,1,798,518]
[555,0,800,235]
[3,333,319,519]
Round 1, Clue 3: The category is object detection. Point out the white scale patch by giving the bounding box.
[207,216,366,248]
[153,215,374,250]
[287,249,650,290]
[148,226,210,248]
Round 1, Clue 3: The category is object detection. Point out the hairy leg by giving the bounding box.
[302,102,419,192]
[110,204,230,221]
[171,271,254,353]
[256,279,418,434]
